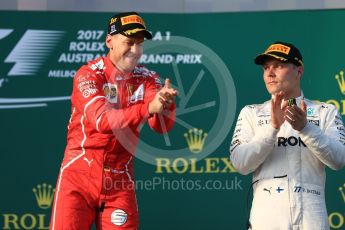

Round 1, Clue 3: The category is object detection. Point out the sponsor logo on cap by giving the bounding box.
[121,15,145,27]
[110,18,117,24]
[265,44,290,55]
[110,25,116,33]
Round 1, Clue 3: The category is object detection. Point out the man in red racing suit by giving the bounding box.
[50,12,177,230]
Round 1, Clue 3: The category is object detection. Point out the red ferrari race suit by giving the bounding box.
[50,55,175,230]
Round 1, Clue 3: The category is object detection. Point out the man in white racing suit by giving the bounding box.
[230,41,345,230]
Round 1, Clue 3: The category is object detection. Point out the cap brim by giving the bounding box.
[121,28,153,40]
[143,30,153,40]
[254,53,288,65]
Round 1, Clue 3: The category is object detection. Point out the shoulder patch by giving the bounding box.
[77,75,98,98]
[89,59,105,72]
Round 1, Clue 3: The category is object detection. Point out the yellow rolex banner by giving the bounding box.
[0,10,344,229]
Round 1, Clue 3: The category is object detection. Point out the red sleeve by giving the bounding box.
[148,104,176,134]
[145,74,176,134]
[72,67,150,134]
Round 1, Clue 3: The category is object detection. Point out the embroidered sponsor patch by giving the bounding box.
[110,25,116,33]
[103,83,117,103]
[294,186,321,195]
[308,119,320,126]
[307,107,314,116]
[257,119,271,126]
[129,84,144,103]
[77,77,98,98]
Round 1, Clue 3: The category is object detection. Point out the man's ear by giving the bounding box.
[297,65,304,80]
[105,34,113,49]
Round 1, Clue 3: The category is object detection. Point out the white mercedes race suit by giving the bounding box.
[230,95,345,230]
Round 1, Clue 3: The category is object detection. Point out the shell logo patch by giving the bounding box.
[110,209,128,226]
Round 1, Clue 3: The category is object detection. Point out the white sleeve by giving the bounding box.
[299,104,345,170]
[229,106,279,175]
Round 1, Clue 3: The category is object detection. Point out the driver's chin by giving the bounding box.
[126,57,139,65]
[121,59,138,72]
[267,86,281,95]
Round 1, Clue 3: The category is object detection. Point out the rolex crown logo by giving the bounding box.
[335,70,345,95]
[33,183,55,209]
[184,128,208,153]
[339,183,345,203]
